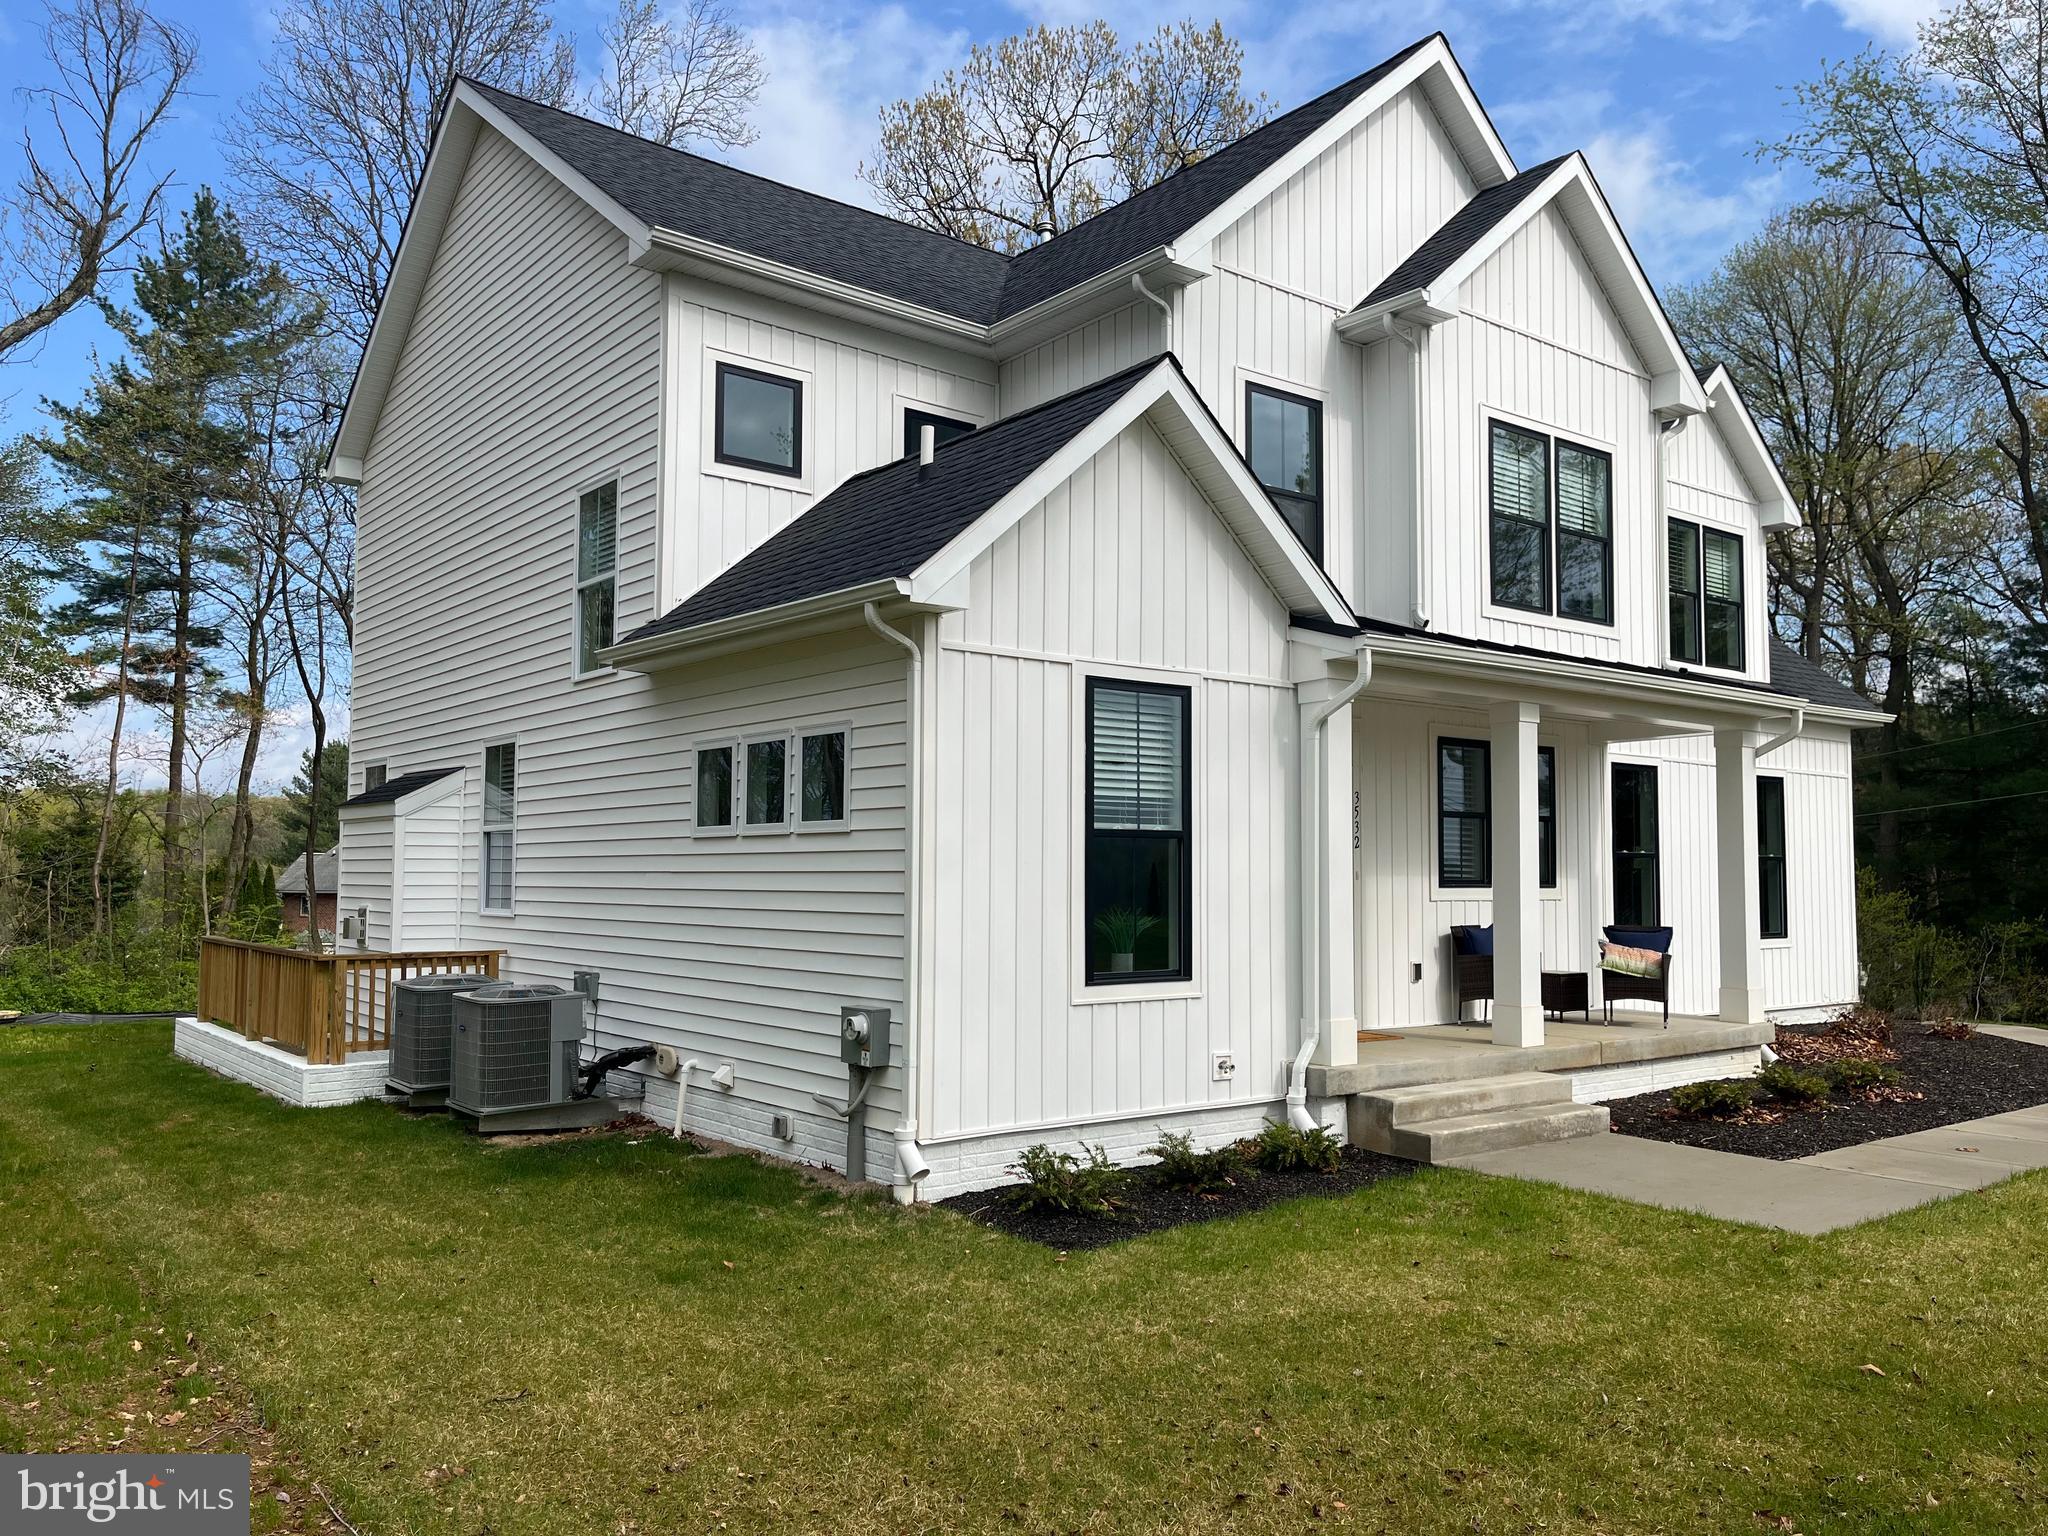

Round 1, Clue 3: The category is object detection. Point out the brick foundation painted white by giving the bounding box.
[1770,1003,1852,1027]
[604,1066,1340,1202]
[1569,1046,1763,1103]
[173,1016,393,1107]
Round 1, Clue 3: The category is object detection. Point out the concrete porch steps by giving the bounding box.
[1350,1070,1610,1164]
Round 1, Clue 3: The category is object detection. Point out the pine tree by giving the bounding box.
[42,190,316,929]
[274,741,348,858]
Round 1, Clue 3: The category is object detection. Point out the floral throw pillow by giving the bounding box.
[1599,941,1666,979]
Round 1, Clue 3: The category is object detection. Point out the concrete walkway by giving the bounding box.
[1451,1098,2048,1236]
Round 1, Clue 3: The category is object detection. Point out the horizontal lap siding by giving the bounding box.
[929,419,1296,1139]
[399,799,463,950]
[666,281,997,607]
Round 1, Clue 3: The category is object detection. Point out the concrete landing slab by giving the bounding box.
[1448,1134,1937,1234]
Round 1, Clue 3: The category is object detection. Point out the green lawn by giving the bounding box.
[2,1023,2043,1534]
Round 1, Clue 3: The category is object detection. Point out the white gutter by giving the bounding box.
[1758,706,1805,760]
[862,602,930,1201]
[600,579,911,669]
[1286,646,1373,1133]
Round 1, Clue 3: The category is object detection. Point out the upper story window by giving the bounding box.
[903,408,974,458]
[1489,420,1613,623]
[1668,518,1745,670]
[1246,383,1323,562]
[715,362,802,477]
[744,736,789,829]
[695,744,734,833]
[576,481,617,673]
[482,742,516,914]
[363,764,387,793]
[1085,678,1191,985]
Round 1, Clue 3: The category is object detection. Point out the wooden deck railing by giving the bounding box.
[196,938,504,1063]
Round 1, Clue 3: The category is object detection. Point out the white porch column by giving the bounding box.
[1489,700,1543,1047]
[1314,701,1357,1067]
[1715,726,1768,1024]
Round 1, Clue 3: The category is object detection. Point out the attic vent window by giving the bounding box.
[576,481,617,674]
[716,362,802,477]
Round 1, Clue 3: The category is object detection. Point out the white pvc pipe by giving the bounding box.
[862,603,928,1203]
[1287,647,1373,1132]
[672,1058,700,1140]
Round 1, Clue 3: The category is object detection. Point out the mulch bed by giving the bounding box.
[1608,1024,2048,1160]
[939,1145,1416,1251]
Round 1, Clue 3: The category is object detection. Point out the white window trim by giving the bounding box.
[689,736,740,838]
[480,739,519,917]
[570,471,625,681]
[702,346,813,492]
[1477,401,1623,637]
[892,393,985,459]
[1069,662,1203,1006]
[793,721,853,833]
[739,729,794,834]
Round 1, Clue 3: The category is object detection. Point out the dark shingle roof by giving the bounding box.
[1354,152,1571,310]
[340,766,460,808]
[465,34,1444,326]
[1768,638,1877,713]
[275,848,338,895]
[621,357,1167,642]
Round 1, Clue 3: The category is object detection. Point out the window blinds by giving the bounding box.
[1490,423,1548,525]
[1555,444,1609,535]
[579,484,617,581]
[1091,686,1184,831]
[1704,530,1742,601]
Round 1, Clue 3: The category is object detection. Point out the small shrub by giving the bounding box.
[1827,1057,1901,1095]
[1245,1120,1342,1174]
[1004,1142,1126,1216]
[1670,1079,1756,1118]
[1757,1062,1828,1106]
[1145,1129,1238,1193]
[1922,1007,1979,1042]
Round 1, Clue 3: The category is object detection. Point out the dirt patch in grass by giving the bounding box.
[939,1144,1417,1250]
[1608,1024,2048,1159]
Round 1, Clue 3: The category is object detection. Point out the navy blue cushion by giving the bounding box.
[1451,924,1495,956]
[1604,925,1673,953]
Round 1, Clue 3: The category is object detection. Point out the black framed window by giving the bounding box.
[1668,518,1702,664]
[1758,775,1788,940]
[1246,383,1323,561]
[1703,528,1745,669]
[1488,421,1550,612]
[1085,678,1191,985]
[1555,442,1612,623]
[903,408,975,458]
[1612,764,1660,926]
[1538,745,1557,890]
[1437,738,1491,888]
[715,362,802,476]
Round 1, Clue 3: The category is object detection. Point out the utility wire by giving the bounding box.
[1855,785,2048,820]
[1855,718,2048,762]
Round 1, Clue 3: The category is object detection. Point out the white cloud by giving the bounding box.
[1813,0,1944,44]
[1494,89,1783,281]
[731,3,969,210]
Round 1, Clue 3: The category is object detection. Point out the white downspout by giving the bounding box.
[1655,415,1686,666]
[1379,315,1427,628]
[1758,706,1805,761]
[1130,272,1173,352]
[863,602,930,1202]
[1286,646,1373,1133]
[672,1058,701,1140]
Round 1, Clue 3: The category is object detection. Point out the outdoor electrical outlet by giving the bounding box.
[1211,1051,1237,1082]
[1412,961,1423,983]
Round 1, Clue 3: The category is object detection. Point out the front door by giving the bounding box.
[1612,764,1660,925]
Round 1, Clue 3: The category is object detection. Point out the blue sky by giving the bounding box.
[0,0,1938,788]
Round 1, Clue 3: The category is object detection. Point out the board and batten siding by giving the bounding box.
[660,276,997,611]
[926,415,1299,1141]
[1663,393,1775,683]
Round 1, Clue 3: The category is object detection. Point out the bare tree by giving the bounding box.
[862,20,1268,251]
[587,0,762,150]
[1,0,195,363]
[222,0,577,353]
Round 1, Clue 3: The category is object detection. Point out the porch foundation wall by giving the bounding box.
[174,1016,391,1108]
[1568,1046,1764,1104]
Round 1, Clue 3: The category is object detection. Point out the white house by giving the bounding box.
[318,32,1884,1198]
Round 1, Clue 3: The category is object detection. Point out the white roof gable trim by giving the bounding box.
[1340,153,1708,418]
[1698,364,1799,530]
[907,361,1355,628]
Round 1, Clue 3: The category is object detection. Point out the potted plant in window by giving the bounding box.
[1094,907,1158,973]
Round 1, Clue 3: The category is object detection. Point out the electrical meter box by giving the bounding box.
[839,1005,891,1069]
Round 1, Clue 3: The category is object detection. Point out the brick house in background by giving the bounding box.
[276,849,338,937]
